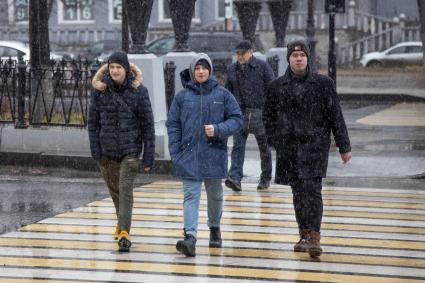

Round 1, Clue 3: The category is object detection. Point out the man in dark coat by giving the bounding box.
[263,40,351,258]
[88,51,155,252]
[225,40,275,192]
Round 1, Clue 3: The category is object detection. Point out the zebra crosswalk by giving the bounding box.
[0,181,424,282]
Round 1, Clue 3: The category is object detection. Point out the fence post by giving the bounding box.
[164,61,176,112]
[15,56,27,129]
[399,13,406,41]
[392,16,402,44]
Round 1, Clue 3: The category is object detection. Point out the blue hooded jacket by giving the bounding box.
[166,53,243,180]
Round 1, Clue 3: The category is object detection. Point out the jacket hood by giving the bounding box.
[189,53,213,82]
[92,63,143,92]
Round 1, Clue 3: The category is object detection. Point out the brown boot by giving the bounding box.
[293,230,310,252]
[308,231,322,258]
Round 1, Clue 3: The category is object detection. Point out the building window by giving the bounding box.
[158,0,200,23]
[217,0,225,19]
[8,0,29,24]
[109,0,122,23]
[58,0,95,23]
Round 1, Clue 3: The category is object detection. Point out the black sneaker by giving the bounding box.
[118,230,132,252]
[225,178,242,192]
[257,180,270,191]
[176,233,197,257]
[209,227,222,248]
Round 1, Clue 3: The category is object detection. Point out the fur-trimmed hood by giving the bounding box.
[92,63,143,92]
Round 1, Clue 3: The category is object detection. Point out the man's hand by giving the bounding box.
[340,152,352,164]
[144,166,151,173]
[204,124,215,137]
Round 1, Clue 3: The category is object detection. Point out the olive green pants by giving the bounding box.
[98,154,139,233]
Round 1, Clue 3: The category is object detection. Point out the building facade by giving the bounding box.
[0,0,419,47]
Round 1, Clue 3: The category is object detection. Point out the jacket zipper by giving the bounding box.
[197,85,203,177]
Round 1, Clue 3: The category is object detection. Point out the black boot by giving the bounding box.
[209,227,222,248]
[176,232,197,257]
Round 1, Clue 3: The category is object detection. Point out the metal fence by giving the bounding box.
[2,56,280,127]
[0,58,94,127]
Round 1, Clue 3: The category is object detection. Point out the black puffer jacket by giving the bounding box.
[88,63,155,167]
[263,67,350,184]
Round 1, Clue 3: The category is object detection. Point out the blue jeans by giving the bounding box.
[228,108,272,183]
[182,179,223,238]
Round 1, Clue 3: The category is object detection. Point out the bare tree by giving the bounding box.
[29,0,50,67]
[418,0,425,67]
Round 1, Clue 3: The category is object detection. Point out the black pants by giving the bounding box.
[290,177,323,232]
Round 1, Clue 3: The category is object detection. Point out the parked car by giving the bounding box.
[50,43,81,61]
[82,40,122,61]
[0,40,63,61]
[360,41,423,67]
[145,32,265,62]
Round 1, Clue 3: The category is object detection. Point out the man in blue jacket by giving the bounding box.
[225,40,275,192]
[167,53,242,257]
[88,51,155,252]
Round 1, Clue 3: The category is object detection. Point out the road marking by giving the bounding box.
[1,181,425,282]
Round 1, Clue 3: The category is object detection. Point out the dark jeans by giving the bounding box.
[290,177,323,232]
[97,154,139,233]
[228,108,272,183]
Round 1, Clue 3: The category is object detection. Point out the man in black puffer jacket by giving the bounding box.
[88,51,155,252]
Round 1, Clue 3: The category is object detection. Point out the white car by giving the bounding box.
[0,40,63,61]
[360,41,423,67]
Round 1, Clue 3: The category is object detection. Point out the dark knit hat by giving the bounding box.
[235,40,253,52]
[286,40,310,62]
[108,51,130,72]
[195,59,211,73]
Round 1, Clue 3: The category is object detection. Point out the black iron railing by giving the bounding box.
[0,58,94,127]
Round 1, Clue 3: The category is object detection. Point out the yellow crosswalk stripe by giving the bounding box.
[18,224,425,250]
[0,256,423,283]
[132,191,425,209]
[87,200,425,221]
[0,238,424,269]
[57,211,425,234]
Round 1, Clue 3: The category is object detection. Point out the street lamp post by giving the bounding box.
[325,0,345,86]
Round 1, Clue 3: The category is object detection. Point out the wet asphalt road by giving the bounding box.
[0,99,424,235]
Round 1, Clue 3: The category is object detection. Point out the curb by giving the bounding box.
[0,151,173,175]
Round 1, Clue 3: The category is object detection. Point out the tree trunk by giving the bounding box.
[418,0,425,68]
[122,0,129,52]
[39,0,50,65]
[29,0,40,68]
[29,0,52,125]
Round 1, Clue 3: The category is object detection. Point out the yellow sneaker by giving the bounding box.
[114,224,120,240]
[118,230,131,252]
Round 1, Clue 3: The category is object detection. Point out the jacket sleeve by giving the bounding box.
[214,89,243,139]
[166,93,183,160]
[138,87,155,167]
[263,61,276,84]
[263,81,280,149]
[326,79,351,153]
[88,91,101,160]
